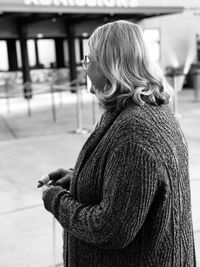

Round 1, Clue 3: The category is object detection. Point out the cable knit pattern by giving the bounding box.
[43,103,196,267]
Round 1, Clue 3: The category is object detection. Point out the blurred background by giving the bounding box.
[0,0,200,266]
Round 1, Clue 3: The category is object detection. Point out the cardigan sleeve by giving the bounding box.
[42,141,159,249]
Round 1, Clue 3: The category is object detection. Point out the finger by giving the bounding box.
[37,174,50,188]
[48,168,66,181]
[55,176,70,186]
[42,184,49,191]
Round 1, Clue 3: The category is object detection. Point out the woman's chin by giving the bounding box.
[90,85,96,94]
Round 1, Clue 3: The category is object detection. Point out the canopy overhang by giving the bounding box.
[0,0,184,23]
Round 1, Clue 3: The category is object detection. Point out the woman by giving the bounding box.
[42,20,196,266]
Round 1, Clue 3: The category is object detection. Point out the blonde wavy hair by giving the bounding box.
[88,20,172,110]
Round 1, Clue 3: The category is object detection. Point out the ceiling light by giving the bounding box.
[37,33,44,38]
[82,32,88,37]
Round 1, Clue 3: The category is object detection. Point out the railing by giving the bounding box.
[0,77,98,135]
[1,72,188,123]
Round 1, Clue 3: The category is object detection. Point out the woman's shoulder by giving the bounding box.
[117,103,172,127]
[111,103,176,144]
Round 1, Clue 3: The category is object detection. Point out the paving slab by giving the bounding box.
[0,205,63,267]
[0,134,89,266]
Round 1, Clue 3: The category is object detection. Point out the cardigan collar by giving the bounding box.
[71,108,122,196]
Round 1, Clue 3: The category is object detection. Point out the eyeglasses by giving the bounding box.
[82,55,95,71]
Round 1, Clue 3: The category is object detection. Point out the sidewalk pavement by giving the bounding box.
[0,88,199,267]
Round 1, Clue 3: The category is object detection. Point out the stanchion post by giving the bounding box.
[59,90,63,106]
[50,79,57,123]
[69,84,89,134]
[172,73,182,118]
[27,98,31,117]
[194,70,200,101]
[173,75,178,115]
[92,94,96,126]
[4,78,10,113]
[165,67,183,118]
[191,63,200,102]
[24,81,32,117]
[86,78,96,129]
[76,85,83,133]
[52,217,56,267]
[68,79,90,134]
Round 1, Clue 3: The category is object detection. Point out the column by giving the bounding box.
[18,22,32,99]
[79,37,84,62]
[55,38,65,68]
[34,39,40,68]
[7,39,18,71]
[66,24,76,82]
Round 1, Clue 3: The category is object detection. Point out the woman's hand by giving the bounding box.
[42,184,54,200]
[48,168,69,181]
[48,168,73,190]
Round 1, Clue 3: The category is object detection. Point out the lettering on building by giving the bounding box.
[24,0,138,8]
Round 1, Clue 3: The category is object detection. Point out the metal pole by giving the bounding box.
[173,75,181,118]
[59,90,63,106]
[71,85,88,134]
[5,79,10,113]
[194,71,200,101]
[52,217,56,267]
[24,81,32,117]
[92,94,96,126]
[76,85,83,132]
[173,75,177,115]
[27,98,31,117]
[50,80,56,123]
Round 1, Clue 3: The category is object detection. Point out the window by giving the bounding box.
[0,41,9,71]
[63,40,69,66]
[143,29,160,62]
[27,40,36,67]
[75,38,81,63]
[37,39,56,68]
[16,40,22,68]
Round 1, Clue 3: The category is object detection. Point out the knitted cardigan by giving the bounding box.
[43,102,196,267]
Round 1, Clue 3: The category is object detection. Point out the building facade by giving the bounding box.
[0,0,199,96]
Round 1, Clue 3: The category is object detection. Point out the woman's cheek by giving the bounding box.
[94,76,107,91]
[87,66,106,91]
